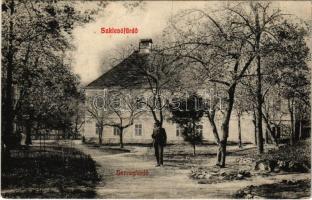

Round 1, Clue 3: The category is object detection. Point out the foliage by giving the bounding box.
[247,139,311,167]
[1,0,96,139]
[168,94,204,154]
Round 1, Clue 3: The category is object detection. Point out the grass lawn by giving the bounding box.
[1,145,101,198]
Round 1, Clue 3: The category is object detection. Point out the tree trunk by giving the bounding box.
[299,120,302,140]
[206,84,221,145]
[3,0,15,153]
[25,120,32,145]
[293,103,296,142]
[265,129,269,144]
[254,6,264,154]
[98,126,103,145]
[253,109,257,145]
[216,85,235,167]
[207,113,220,145]
[192,121,196,156]
[262,113,278,146]
[256,55,264,154]
[288,98,295,145]
[119,128,124,148]
[237,113,242,148]
[217,138,228,167]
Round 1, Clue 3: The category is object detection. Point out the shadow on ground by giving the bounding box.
[234,179,311,199]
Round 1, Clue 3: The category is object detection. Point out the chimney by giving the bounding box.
[139,38,152,54]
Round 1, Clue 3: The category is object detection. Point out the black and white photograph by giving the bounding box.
[1,0,311,198]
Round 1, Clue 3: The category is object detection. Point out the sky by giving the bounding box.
[71,1,312,85]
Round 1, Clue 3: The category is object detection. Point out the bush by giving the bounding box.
[3,133,22,149]
[1,147,101,198]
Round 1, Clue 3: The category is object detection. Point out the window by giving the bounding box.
[195,124,203,136]
[176,124,184,137]
[134,124,143,136]
[113,127,120,136]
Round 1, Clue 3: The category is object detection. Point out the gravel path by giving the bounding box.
[73,143,310,199]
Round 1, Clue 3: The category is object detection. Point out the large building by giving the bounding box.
[82,39,285,144]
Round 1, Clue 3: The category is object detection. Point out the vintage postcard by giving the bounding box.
[1,0,311,199]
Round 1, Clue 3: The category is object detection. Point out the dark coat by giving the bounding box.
[152,127,167,146]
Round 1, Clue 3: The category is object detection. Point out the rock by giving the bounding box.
[237,157,255,165]
[281,179,296,185]
[236,170,251,180]
[245,194,253,199]
[239,170,251,177]
[198,174,204,179]
[236,173,244,180]
[281,179,287,183]
[302,164,311,172]
[191,169,216,180]
[258,162,269,171]
[281,180,295,185]
[288,161,296,169]
[254,160,277,172]
[288,161,309,173]
[205,174,212,179]
[277,160,288,169]
[273,166,281,173]
[220,176,227,180]
[198,180,209,184]
[220,171,227,176]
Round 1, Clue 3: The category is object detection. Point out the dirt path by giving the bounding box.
[73,143,310,199]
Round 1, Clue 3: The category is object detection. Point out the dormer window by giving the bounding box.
[139,38,153,54]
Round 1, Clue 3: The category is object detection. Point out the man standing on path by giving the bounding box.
[152,121,167,167]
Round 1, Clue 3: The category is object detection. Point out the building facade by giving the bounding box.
[82,39,288,145]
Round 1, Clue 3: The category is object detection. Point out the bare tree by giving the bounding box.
[168,7,255,167]
[234,86,251,148]
[86,90,109,145]
[222,2,293,153]
[103,90,143,148]
[129,47,185,128]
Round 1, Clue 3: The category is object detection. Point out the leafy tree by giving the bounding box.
[2,0,97,150]
[241,17,310,146]
[169,94,204,155]
[268,21,311,144]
